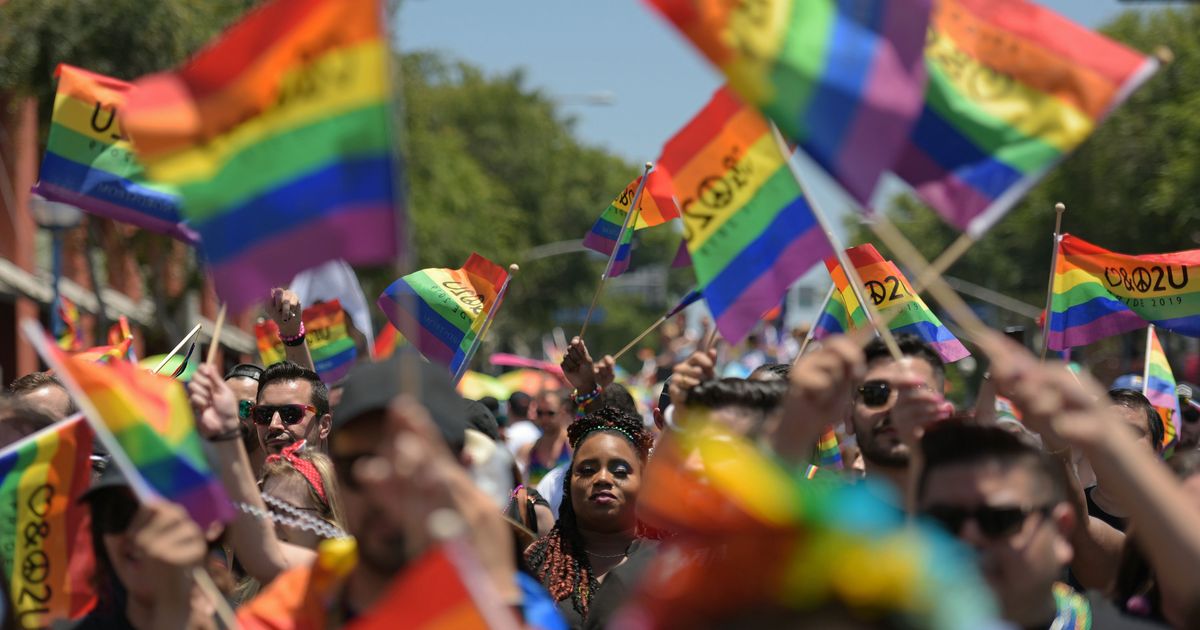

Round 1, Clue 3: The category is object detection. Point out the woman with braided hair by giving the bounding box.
[524,406,656,629]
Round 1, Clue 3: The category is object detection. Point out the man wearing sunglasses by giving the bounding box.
[254,361,332,456]
[918,422,1079,629]
[226,363,265,475]
[846,334,948,488]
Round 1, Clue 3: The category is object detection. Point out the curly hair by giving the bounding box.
[524,407,651,618]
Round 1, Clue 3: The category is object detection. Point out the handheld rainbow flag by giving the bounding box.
[1143,326,1181,452]
[0,416,96,628]
[57,295,83,351]
[818,244,970,362]
[347,544,499,630]
[582,173,679,276]
[1047,234,1200,350]
[811,279,868,340]
[656,87,831,344]
[373,323,406,361]
[51,347,232,528]
[378,254,510,376]
[816,426,842,470]
[73,335,134,364]
[893,0,1158,236]
[646,0,932,206]
[122,0,401,313]
[33,65,195,244]
[106,316,137,363]
[256,300,359,383]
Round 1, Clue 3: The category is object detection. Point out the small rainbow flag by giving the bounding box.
[816,426,842,470]
[123,0,400,313]
[57,295,83,351]
[372,323,406,361]
[582,172,677,276]
[817,244,969,362]
[256,300,359,383]
[655,87,831,344]
[894,0,1158,236]
[378,254,509,376]
[1048,234,1200,350]
[646,0,932,206]
[53,348,231,528]
[106,316,137,363]
[1143,326,1181,452]
[33,65,195,243]
[0,416,96,627]
[72,336,134,364]
[811,282,868,340]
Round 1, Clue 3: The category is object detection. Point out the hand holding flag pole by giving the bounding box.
[1040,203,1067,360]
[452,264,520,385]
[768,124,903,361]
[206,305,227,367]
[579,162,653,339]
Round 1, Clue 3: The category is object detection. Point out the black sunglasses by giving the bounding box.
[238,399,254,421]
[924,503,1053,540]
[250,403,317,426]
[857,380,894,408]
[92,491,139,535]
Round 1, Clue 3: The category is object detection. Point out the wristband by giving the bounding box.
[208,428,243,442]
[572,385,603,418]
[280,321,306,346]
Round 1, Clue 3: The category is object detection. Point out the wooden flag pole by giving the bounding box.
[1040,202,1067,360]
[453,264,520,385]
[768,124,903,361]
[700,325,720,353]
[205,304,227,367]
[1142,325,1155,398]
[151,323,203,374]
[612,316,670,362]
[579,162,653,339]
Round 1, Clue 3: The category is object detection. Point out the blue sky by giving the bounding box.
[397,1,1152,165]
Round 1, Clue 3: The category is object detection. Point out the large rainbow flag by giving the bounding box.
[348,545,494,629]
[893,0,1158,236]
[378,254,509,376]
[52,349,231,528]
[33,64,195,243]
[646,0,932,206]
[122,0,400,313]
[1143,326,1181,452]
[814,244,969,362]
[582,172,677,276]
[0,416,96,628]
[257,299,358,383]
[655,87,831,344]
[1047,234,1200,350]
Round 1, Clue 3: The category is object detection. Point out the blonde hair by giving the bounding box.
[259,449,347,535]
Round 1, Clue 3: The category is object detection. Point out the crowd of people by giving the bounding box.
[4,288,1200,630]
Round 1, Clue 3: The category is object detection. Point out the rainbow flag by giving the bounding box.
[0,416,96,627]
[655,87,831,344]
[348,544,492,629]
[646,0,931,206]
[106,316,137,363]
[1144,326,1181,451]
[378,254,509,376]
[816,426,842,470]
[1047,234,1200,350]
[818,244,969,362]
[893,0,1158,236]
[257,300,358,383]
[72,336,134,364]
[811,282,868,340]
[52,349,231,528]
[33,65,195,244]
[57,295,83,351]
[372,323,406,361]
[123,0,400,313]
[582,172,678,276]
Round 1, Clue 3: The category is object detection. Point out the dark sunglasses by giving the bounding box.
[857,380,894,408]
[332,452,372,491]
[92,492,139,535]
[924,503,1052,540]
[238,399,254,421]
[250,403,317,426]
[536,409,559,418]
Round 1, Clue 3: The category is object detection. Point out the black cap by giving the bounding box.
[464,400,501,441]
[333,351,470,454]
[79,463,130,504]
[225,363,264,382]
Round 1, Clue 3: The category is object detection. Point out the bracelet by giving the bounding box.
[208,428,243,442]
[280,321,306,346]
[572,385,603,417]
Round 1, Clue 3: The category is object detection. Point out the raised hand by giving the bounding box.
[889,359,954,449]
[668,348,718,415]
[773,336,864,463]
[269,287,303,338]
[561,337,598,393]
[188,363,240,440]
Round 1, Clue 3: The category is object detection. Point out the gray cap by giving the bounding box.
[332,351,470,454]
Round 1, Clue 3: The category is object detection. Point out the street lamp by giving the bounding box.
[29,194,84,339]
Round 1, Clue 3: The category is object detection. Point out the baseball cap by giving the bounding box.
[1111,374,1144,391]
[333,351,470,454]
[225,363,264,382]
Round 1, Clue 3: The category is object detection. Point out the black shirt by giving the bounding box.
[1085,486,1129,532]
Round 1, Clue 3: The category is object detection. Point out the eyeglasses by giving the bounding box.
[924,503,1053,540]
[857,380,894,408]
[536,409,560,418]
[250,403,317,426]
[238,399,254,421]
[92,492,138,535]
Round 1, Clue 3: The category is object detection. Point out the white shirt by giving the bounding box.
[536,463,568,518]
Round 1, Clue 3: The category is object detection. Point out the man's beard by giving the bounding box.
[857,415,910,469]
[356,513,409,576]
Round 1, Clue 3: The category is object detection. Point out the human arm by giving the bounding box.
[269,288,315,371]
[189,364,292,583]
[771,336,864,466]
